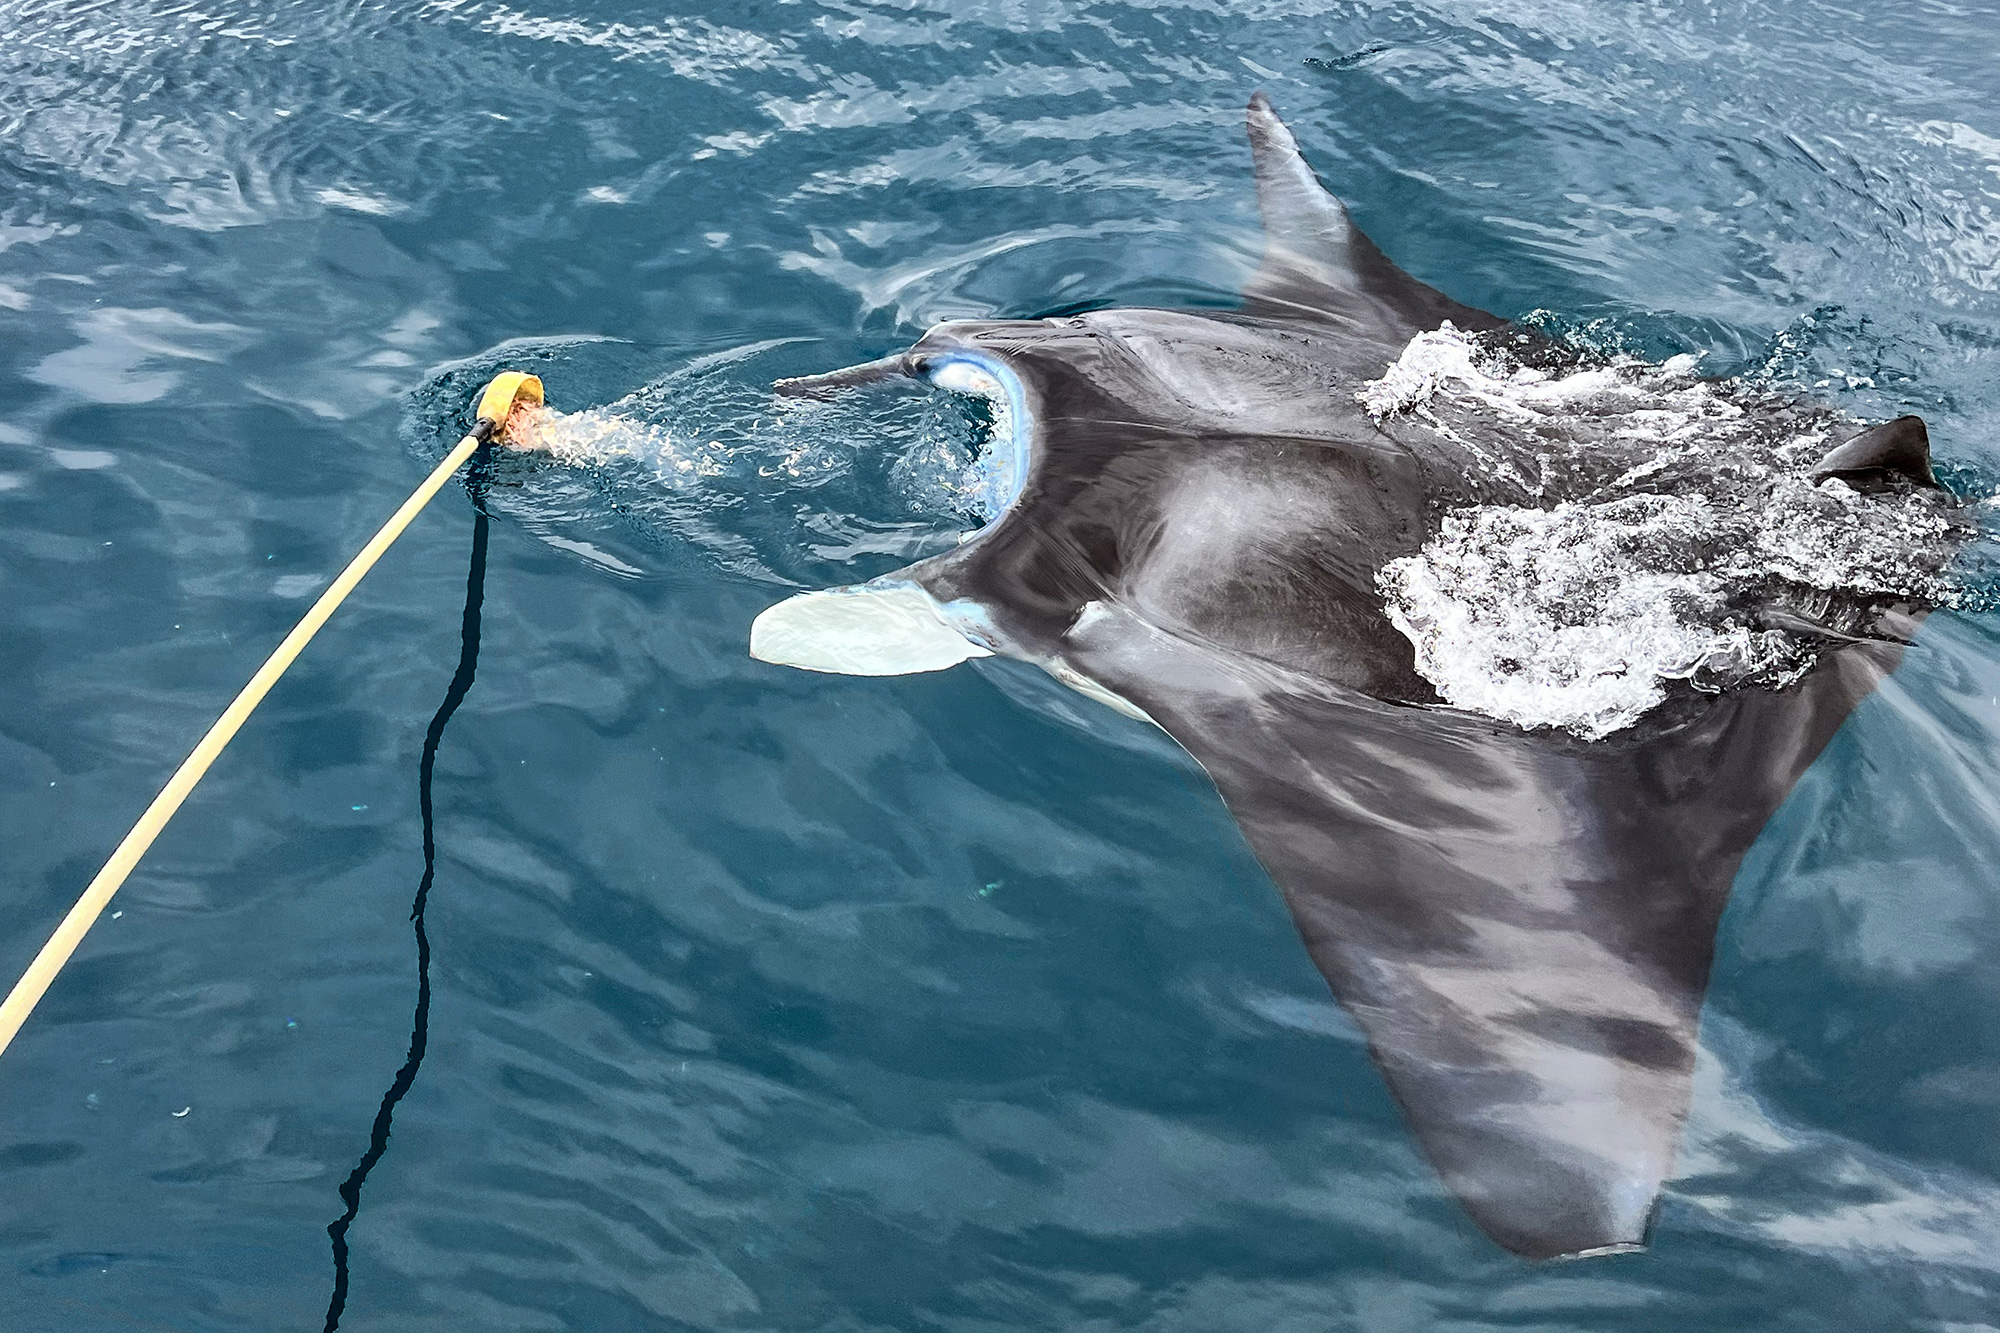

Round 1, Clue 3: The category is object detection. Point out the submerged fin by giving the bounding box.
[1810,415,1939,491]
[750,582,991,676]
[1242,92,1504,338]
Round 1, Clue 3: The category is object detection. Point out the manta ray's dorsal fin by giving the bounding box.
[1243,93,1504,339]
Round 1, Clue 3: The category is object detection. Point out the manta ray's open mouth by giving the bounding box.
[915,350,1033,524]
[748,343,1039,678]
[771,340,1035,526]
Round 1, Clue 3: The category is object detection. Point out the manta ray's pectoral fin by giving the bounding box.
[1810,414,1940,491]
[1056,598,1902,1259]
[750,580,992,676]
[1242,92,1505,339]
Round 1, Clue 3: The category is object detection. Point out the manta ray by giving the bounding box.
[746,94,1953,1259]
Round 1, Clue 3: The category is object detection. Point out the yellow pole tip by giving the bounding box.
[474,371,545,442]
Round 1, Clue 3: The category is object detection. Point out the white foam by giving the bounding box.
[1381,496,1793,739]
[1369,326,1964,739]
[1358,321,1547,419]
[504,402,823,484]
[510,358,1013,522]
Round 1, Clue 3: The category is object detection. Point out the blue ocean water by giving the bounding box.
[2,0,1999,1328]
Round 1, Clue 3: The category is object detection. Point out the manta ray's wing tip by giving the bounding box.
[1549,1242,1648,1262]
[1429,1125,1667,1262]
[1244,89,1289,141]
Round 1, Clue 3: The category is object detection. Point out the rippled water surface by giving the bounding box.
[4,0,2000,1328]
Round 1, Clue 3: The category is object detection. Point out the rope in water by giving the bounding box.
[323,452,492,1333]
[0,371,541,1062]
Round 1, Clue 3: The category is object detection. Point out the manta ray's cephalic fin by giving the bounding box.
[749,581,992,675]
[773,353,913,400]
[1243,92,1505,340]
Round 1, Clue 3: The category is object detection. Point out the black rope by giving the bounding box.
[324,450,491,1332]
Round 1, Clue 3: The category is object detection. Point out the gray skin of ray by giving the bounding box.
[758,93,1943,1260]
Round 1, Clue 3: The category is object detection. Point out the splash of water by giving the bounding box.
[508,369,1007,521]
[430,341,994,587]
[1368,326,1975,739]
